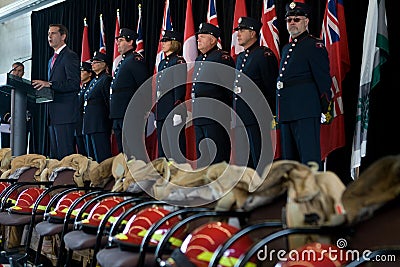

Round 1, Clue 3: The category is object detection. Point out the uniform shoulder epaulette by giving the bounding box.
[133,52,144,61]
[309,35,326,48]
[260,46,274,57]
[309,34,323,41]
[176,55,186,64]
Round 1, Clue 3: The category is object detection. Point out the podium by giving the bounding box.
[0,73,53,156]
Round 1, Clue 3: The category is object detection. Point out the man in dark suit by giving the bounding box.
[233,16,278,170]
[110,28,149,153]
[192,23,235,168]
[277,2,332,170]
[32,24,80,160]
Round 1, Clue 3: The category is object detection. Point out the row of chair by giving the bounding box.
[0,151,399,267]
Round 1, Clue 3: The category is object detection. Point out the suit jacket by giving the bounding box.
[155,53,187,121]
[48,46,80,125]
[83,71,112,134]
[276,31,331,122]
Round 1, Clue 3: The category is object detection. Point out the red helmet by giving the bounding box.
[0,182,18,207]
[81,196,133,234]
[48,191,88,223]
[0,182,11,194]
[9,187,51,214]
[276,242,348,267]
[113,206,184,250]
[179,221,254,267]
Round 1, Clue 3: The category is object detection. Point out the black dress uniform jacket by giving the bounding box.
[234,42,278,126]
[155,52,187,121]
[277,31,331,122]
[110,50,148,119]
[83,71,112,134]
[192,46,235,126]
[76,82,90,136]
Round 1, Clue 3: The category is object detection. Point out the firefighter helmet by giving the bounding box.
[113,206,184,251]
[81,196,132,234]
[9,187,51,214]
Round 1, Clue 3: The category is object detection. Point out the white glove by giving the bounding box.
[321,113,327,123]
[173,114,182,126]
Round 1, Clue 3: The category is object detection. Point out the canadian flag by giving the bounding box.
[81,18,91,62]
[230,0,247,61]
[183,0,198,165]
[112,9,122,76]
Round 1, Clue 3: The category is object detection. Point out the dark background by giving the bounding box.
[24,0,398,184]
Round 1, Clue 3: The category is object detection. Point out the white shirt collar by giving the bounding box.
[54,44,67,54]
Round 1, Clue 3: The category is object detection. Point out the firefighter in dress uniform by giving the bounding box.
[191,23,235,168]
[83,51,112,163]
[110,28,149,153]
[233,16,278,170]
[155,30,187,163]
[75,61,93,156]
[277,2,332,170]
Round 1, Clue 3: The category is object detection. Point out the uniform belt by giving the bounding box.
[278,78,314,89]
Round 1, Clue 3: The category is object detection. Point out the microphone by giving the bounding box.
[8,57,32,74]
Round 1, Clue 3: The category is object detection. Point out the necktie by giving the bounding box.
[51,53,58,69]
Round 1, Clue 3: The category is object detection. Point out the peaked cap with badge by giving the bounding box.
[196,22,221,38]
[115,28,138,41]
[234,16,262,33]
[285,1,311,18]
[160,30,183,43]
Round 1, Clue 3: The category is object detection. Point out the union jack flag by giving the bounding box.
[207,0,222,48]
[320,0,350,160]
[135,4,144,55]
[260,0,280,63]
[155,0,173,73]
[99,14,106,54]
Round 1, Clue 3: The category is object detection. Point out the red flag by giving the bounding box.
[320,0,350,160]
[260,0,280,63]
[110,10,121,155]
[183,0,198,165]
[112,9,122,77]
[231,0,247,61]
[81,18,90,62]
[183,0,197,64]
[207,0,222,48]
[99,14,106,54]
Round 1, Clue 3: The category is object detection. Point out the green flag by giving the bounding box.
[351,0,389,178]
